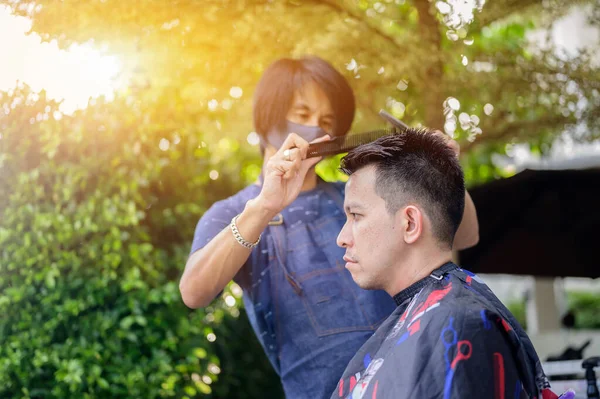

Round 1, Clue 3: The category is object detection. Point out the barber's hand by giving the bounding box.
[256,133,331,216]
[433,130,460,158]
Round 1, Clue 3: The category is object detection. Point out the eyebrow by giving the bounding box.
[292,103,334,118]
[344,202,366,213]
[292,103,311,112]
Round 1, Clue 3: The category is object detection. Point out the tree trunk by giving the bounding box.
[414,0,445,130]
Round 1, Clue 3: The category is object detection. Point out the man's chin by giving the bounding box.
[349,273,375,291]
[357,277,383,291]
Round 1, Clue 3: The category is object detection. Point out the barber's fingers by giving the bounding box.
[309,134,332,144]
[282,148,301,162]
[299,156,323,174]
[284,134,330,174]
[269,156,302,180]
[285,155,303,179]
[432,130,460,157]
[447,139,460,157]
[276,133,332,162]
[277,133,309,159]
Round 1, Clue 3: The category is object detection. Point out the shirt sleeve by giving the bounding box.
[189,197,241,256]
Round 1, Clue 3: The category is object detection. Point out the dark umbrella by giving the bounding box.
[458,167,600,278]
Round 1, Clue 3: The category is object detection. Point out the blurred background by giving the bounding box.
[0,0,598,397]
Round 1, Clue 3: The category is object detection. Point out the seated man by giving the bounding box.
[331,129,561,399]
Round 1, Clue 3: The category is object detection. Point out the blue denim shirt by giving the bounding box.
[191,179,396,399]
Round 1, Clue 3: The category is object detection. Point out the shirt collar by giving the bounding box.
[392,261,457,306]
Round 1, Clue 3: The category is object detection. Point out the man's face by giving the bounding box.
[286,81,334,135]
[263,81,334,159]
[337,165,405,291]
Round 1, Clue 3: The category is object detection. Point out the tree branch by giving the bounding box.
[462,115,571,152]
[470,0,541,34]
[316,0,410,56]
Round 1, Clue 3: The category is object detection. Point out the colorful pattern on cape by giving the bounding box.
[331,264,558,399]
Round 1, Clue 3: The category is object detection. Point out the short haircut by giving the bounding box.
[340,129,465,248]
[253,56,355,138]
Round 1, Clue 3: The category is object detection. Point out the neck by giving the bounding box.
[301,169,319,191]
[385,246,453,297]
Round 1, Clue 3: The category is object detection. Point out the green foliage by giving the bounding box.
[4,0,599,169]
[0,84,281,398]
[316,153,348,183]
[506,290,600,333]
[567,291,600,330]
[506,299,528,331]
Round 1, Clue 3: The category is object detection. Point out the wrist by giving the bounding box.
[244,196,279,224]
[230,214,261,249]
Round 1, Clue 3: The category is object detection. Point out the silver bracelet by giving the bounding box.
[230,215,261,249]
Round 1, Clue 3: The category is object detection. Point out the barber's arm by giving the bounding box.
[453,190,479,250]
[179,133,324,308]
[433,131,479,251]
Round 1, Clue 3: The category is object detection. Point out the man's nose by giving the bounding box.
[308,114,321,127]
[337,222,351,248]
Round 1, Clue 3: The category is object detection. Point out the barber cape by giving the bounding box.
[330,262,560,399]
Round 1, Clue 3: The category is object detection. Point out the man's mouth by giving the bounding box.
[343,255,357,264]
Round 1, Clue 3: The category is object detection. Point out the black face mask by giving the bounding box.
[264,120,327,149]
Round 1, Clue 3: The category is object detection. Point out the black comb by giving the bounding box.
[306,110,410,158]
[307,128,396,158]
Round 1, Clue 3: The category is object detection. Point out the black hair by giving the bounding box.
[340,129,465,248]
[253,56,355,138]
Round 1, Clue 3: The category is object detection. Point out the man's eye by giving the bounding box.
[323,124,335,135]
[351,212,360,219]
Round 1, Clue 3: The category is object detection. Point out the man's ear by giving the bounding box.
[399,205,423,244]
